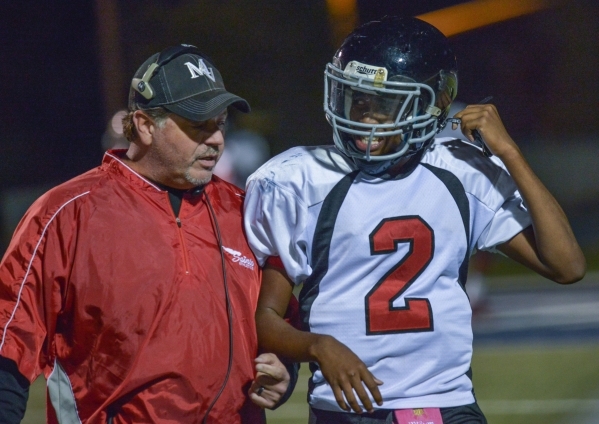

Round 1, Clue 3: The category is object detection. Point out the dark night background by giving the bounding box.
[1,0,598,253]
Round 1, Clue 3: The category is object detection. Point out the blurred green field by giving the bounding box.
[23,343,599,423]
[265,344,599,424]
[23,254,599,423]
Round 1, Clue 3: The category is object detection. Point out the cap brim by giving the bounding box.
[163,90,250,122]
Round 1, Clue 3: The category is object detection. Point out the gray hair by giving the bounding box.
[122,107,170,142]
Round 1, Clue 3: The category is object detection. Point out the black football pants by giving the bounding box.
[308,402,487,424]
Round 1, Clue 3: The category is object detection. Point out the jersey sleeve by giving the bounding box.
[475,160,532,252]
[243,175,311,284]
[0,193,75,383]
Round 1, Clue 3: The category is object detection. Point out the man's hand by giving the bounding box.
[248,353,290,409]
[312,335,384,414]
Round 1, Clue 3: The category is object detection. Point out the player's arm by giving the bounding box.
[256,264,383,414]
[454,104,586,283]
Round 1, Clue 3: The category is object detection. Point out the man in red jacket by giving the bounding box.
[0,44,291,423]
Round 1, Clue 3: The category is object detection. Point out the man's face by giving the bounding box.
[149,110,227,189]
[348,91,405,156]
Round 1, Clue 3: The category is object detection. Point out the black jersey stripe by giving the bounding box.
[298,170,360,331]
[421,163,471,289]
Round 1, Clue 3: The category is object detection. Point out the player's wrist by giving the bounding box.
[307,334,335,363]
[492,139,521,162]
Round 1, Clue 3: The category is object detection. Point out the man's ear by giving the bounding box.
[131,110,155,146]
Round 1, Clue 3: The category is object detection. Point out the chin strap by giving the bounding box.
[353,140,433,177]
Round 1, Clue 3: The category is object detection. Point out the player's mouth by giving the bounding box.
[354,136,385,153]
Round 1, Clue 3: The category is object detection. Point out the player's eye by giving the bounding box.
[353,94,371,107]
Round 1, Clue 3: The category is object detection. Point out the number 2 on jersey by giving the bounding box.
[365,216,434,334]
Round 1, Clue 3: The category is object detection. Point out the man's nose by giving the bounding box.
[202,122,225,145]
[204,131,224,147]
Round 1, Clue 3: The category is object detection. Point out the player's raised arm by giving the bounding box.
[454,104,586,283]
[256,265,384,414]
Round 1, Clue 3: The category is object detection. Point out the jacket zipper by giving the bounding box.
[163,187,190,276]
[175,217,191,275]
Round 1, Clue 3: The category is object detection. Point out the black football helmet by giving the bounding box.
[324,16,458,174]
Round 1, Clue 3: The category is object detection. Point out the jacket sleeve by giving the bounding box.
[0,191,77,383]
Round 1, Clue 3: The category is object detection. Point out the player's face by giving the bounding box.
[150,110,227,189]
[348,92,404,156]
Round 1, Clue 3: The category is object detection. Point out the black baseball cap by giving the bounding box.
[129,44,250,122]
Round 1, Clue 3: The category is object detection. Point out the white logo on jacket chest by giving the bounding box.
[223,246,255,270]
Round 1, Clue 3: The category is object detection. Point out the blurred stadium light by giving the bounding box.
[418,0,556,36]
[326,0,358,47]
[327,0,559,42]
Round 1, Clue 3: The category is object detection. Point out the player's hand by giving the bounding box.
[312,335,383,414]
[453,103,518,159]
[248,353,291,409]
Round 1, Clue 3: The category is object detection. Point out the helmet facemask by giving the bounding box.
[325,59,449,174]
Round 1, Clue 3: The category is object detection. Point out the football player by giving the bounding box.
[243,16,585,423]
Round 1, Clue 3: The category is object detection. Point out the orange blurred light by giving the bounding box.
[417,0,552,37]
[326,0,358,47]
[326,0,356,17]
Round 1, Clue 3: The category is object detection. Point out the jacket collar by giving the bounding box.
[102,149,167,192]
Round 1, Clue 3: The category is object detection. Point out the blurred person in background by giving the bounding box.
[243,16,585,424]
[0,44,291,423]
[101,109,130,151]
[214,128,271,189]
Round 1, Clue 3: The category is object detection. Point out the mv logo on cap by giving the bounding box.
[184,59,216,82]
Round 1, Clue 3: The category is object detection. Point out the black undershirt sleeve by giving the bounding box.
[271,361,299,409]
[0,356,30,424]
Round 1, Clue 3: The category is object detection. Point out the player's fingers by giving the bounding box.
[453,104,483,121]
[332,384,350,412]
[362,375,384,407]
[453,110,479,141]
[340,380,363,414]
[351,381,373,413]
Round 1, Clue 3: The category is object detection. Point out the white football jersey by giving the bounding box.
[244,138,531,411]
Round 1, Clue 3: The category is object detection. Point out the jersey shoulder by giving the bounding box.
[425,138,509,185]
[247,145,355,206]
[250,145,353,180]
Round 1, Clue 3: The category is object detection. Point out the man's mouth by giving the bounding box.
[194,155,217,168]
